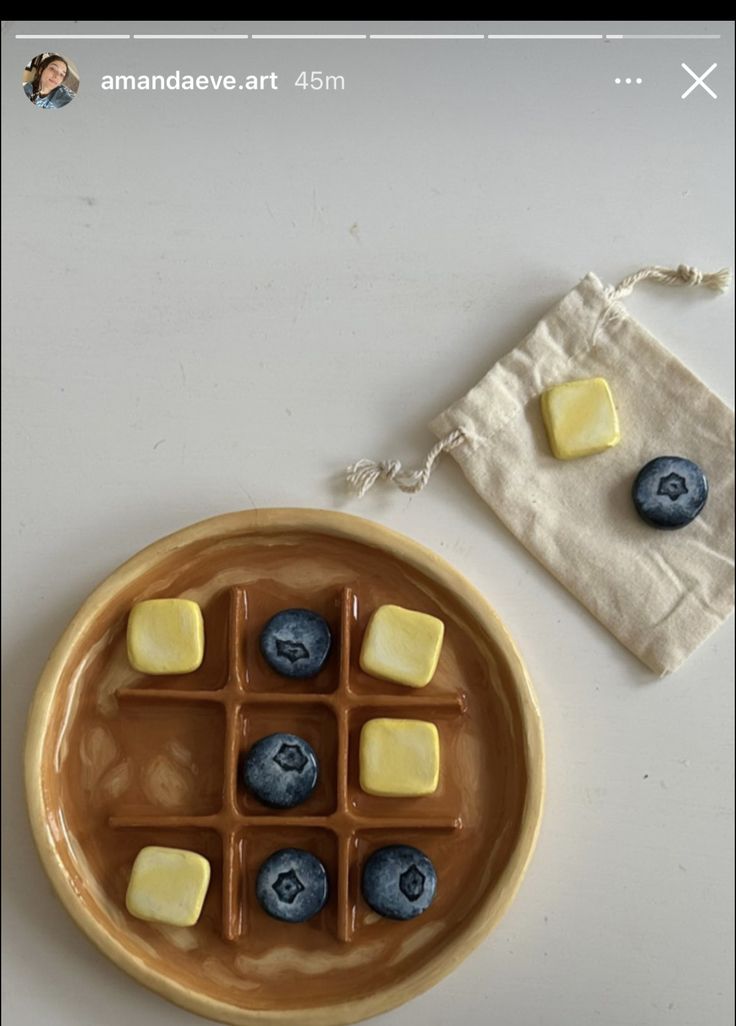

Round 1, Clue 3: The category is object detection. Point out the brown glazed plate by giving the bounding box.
[25,509,544,1026]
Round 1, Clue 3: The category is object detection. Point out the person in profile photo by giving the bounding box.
[22,53,78,109]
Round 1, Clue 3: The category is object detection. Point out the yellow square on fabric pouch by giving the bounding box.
[541,377,620,460]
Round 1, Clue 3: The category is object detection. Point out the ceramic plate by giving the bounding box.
[25,509,544,1026]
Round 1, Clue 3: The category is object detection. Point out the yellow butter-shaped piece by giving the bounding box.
[541,377,621,460]
[359,604,444,688]
[127,599,204,674]
[360,718,440,797]
[125,845,211,927]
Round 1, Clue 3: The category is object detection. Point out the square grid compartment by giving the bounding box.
[110,586,464,942]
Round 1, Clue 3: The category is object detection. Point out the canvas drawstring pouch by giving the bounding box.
[348,264,734,675]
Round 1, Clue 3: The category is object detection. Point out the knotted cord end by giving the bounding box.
[346,428,466,498]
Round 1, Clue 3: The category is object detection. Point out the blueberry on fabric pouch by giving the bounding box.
[256,848,328,923]
[632,456,708,529]
[260,609,332,678]
[241,733,319,809]
[362,845,437,920]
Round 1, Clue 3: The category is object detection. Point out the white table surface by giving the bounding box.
[2,19,734,1026]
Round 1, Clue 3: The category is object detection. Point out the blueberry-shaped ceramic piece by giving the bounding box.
[260,609,332,678]
[242,733,318,809]
[632,456,708,530]
[362,845,437,921]
[256,848,328,922]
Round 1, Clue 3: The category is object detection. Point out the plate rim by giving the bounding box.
[24,507,545,1026]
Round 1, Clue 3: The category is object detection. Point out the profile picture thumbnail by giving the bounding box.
[22,53,79,109]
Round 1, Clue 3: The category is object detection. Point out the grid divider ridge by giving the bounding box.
[220,586,248,940]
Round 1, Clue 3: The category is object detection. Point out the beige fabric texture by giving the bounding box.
[430,272,735,675]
